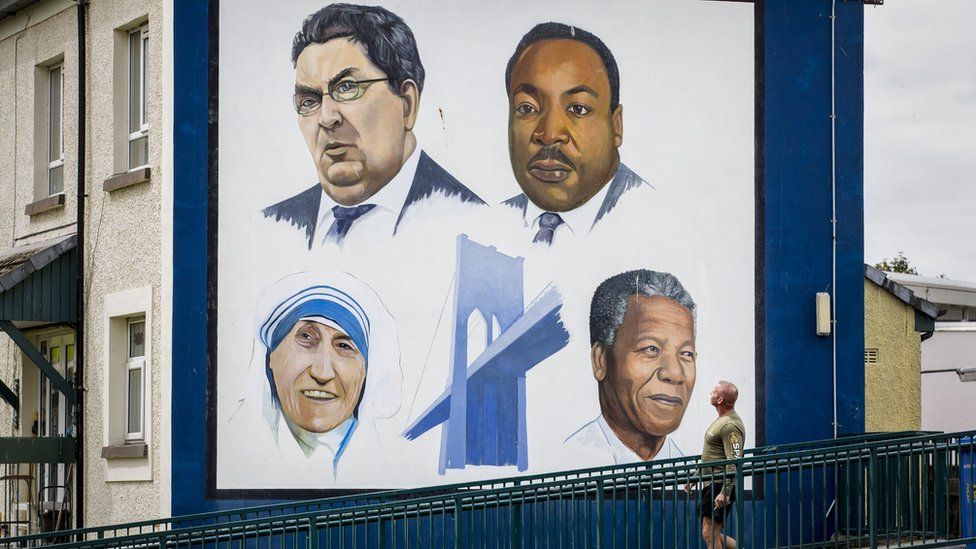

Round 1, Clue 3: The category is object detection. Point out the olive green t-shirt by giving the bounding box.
[699,411,746,496]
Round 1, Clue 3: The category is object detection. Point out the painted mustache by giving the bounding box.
[529,145,576,170]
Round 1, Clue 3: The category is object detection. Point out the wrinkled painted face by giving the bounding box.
[269,320,366,433]
[295,38,410,206]
[508,39,622,212]
[598,296,696,437]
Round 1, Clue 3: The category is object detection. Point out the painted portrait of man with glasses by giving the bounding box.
[262,3,485,249]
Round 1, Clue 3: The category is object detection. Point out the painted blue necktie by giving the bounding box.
[533,212,564,245]
[325,204,376,244]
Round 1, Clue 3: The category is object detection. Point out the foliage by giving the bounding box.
[874,252,919,275]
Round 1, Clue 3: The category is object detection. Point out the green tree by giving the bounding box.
[874,251,919,275]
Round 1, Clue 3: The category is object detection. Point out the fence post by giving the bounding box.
[454,496,464,549]
[735,461,745,547]
[641,482,652,549]
[596,478,605,548]
[869,447,879,548]
[512,492,523,549]
[308,519,319,549]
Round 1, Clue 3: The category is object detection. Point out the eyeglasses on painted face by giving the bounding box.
[293,78,390,116]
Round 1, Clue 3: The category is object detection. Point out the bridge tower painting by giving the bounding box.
[404,235,570,473]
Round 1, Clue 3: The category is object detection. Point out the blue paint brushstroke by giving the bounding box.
[403,235,570,473]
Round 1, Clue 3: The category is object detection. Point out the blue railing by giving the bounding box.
[3,430,970,548]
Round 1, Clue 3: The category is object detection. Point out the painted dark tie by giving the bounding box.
[533,212,565,245]
[326,204,376,243]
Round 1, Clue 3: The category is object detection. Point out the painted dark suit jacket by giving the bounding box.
[501,162,648,229]
[262,151,485,249]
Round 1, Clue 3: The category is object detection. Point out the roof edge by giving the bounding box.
[865,264,942,320]
[0,233,76,293]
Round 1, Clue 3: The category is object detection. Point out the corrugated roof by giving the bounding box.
[887,272,976,293]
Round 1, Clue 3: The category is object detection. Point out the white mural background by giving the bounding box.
[215,0,754,491]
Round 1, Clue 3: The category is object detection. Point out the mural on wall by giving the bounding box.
[403,235,570,473]
[214,0,755,493]
[502,23,651,244]
[565,270,696,464]
[224,272,401,487]
[261,4,486,248]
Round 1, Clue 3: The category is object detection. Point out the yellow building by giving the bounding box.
[863,265,940,432]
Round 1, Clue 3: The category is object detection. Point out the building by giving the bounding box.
[0,0,871,535]
[888,273,976,433]
[0,0,166,532]
[862,265,940,432]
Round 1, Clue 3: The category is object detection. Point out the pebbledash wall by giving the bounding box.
[863,279,922,432]
[170,0,864,515]
[0,0,167,527]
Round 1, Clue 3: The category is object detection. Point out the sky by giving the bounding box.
[864,0,976,281]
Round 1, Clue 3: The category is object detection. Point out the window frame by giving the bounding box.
[124,317,146,442]
[127,25,149,171]
[47,63,64,196]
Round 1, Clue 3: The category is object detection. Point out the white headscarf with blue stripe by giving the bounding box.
[237,271,402,445]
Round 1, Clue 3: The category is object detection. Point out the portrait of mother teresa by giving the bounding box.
[226,271,401,488]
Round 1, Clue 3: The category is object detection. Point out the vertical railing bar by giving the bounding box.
[735,460,745,549]
[596,478,604,549]
[869,446,878,549]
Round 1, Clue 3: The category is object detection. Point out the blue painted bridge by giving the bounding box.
[404,235,570,472]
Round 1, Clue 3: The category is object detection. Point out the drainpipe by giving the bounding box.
[74,0,87,531]
[830,0,839,439]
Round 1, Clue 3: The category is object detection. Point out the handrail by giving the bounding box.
[7,429,971,547]
[35,430,976,548]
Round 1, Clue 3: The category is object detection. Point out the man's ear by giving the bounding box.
[592,343,608,382]
[399,79,420,131]
[612,104,623,148]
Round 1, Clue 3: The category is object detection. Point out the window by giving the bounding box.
[47,64,64,195]
[102,287,152,479]
[125,318,145,441]
[127,26,148,170]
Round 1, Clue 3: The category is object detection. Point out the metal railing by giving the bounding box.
[2,430,971,548]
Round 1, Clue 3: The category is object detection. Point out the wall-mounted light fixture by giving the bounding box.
[816,292,831,336]
[921,368,976,383]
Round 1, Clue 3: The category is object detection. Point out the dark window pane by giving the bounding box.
[129,321,145,358]
[142,35,148,126]
[48,164,63,195]
[128,135,148,169]
[129,31,141,133]
[49,66,62,161]
[127,368,143,435]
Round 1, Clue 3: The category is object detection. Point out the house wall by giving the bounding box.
[863,279,922,431]
[0,0,166,527]
[921,328,976,433]
[80,0,166,527]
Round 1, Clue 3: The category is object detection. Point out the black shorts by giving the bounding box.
[699,482,736,524]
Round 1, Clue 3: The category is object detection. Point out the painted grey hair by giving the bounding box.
[589,269,696,346]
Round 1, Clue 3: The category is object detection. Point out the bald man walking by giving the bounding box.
[687,381,745,549]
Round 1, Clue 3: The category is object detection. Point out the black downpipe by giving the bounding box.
[74,0,87,531]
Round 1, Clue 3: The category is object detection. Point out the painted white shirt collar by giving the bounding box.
[313,147,421,245]
[281,414,356,461]
[595,414,643,464]
[595,415,684,463]
[523,175,613,238]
